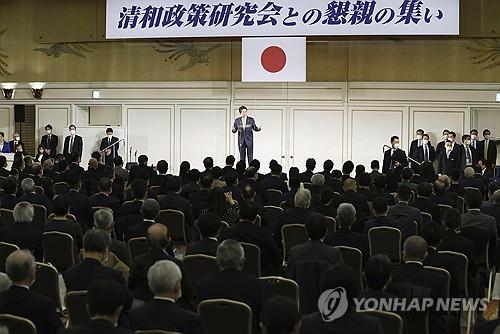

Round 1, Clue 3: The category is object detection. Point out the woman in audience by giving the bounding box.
[34,144,48,163]
[202,188,239,225]
[178,160,190,185]
[44,195,83,251]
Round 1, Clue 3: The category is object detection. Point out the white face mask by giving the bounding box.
[393,143,400,149]
[422,139,429,145]
[46,130,52,135]
[484,135,490,140]
[446,146,452,152]
[416,134,422,140]
[448,136,454,142]
[14,136,20,141]
[464,140,470,146]
[69,129,76,135]
[107,134,113,139]
[471,134,477,140]
[443,134,449,140]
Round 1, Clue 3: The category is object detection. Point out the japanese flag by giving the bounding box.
[242,37,306,82]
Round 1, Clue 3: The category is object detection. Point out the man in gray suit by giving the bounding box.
[232,105,261,163]
[288,213,343,267]
[462,189,497,239]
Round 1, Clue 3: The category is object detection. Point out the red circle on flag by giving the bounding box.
[261,46,287,73]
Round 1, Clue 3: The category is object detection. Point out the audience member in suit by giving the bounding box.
[61,175,93,231]
[128,154,155,183]
[238,166,265,200]
[320,159,334,181]
[363,197,395,233]
[398,167,418,193]
[261,162,288,194]
[189,173,213,219]
[409,128,425,160]
[415,133,437,163]
[102,165,125,204]
[63,229,132,310]
[260,296,301,334]
[9,132,26,154]
[94,208,131,267]
[312,187,338,218]
[460,134,479,169]
[410,182,441,223]
[341,161,355,181]
[460,167,487,196]
[421,161,438,184]
[59,280,132,334]
[149,160,169,188]
[117,179,147,218]
[221,201,281,276]
[126,198,160,241]
[0,250,62,334]
[326,169,344,194]
[324,203,369,261]
[0,176,19,210]
[40,124,58,158]
[264,159,288,182]
[0,202,43,261]
[248,159,265,183]
[387,184,422,239]
[178,160,191,185]
[221,171,243,203]
[185,213,220,257]
[481,190,500,233]
[288,213,343,267]
[368,175,396,206]
[89,177,121,214]
[63,125,83,161]
[369,160,384,181]
[157,175,194,228]
[113,156,129,182]
[309,174,325,209]
[421,222,465,298]
[448,169,464,195]
[478,158,494,179]
[18,177,52,214]
[340,178,370,220]
[275,187,313,244]
[462,189,497,239]
[0,155,10,177]
[182,169,201,199]
[128,223,193,307]
[129,260,206,333]
[301,264,383,334]
[382,136,409,174]
[298,158,316,183]
[82,158,102,196]
[44,196,83,251]
[432,178,456,208]
[197,240,264,332]
[480,129,497,170]
[361,254,399,300]
[221,155,237,180]
[209,166,226,189]
[280,177,301,208]
[32,163,54,199]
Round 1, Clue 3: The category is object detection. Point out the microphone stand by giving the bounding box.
[99,139,125,165]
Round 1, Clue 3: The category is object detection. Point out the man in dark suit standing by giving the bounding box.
[63,124,84,162]
[436,129,450,158]
[232,105,261,163]
[382,136,409,174]
[460,134,479,170]
[470,129,480,151]
[0,250,63,334]
[479,129,497,171]
[40,124,58,158]
[99,127,120,167]
[9,132,26,153]
[415,133,436,164]
[129,260,206,333]
[409,128,425,160]
[438,140,461,175]
[288,213,343,267]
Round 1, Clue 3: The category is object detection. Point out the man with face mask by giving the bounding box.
[40,124,58,158]
[438,140,460,175]
[9,132,25,154]
[470,129,479,150]
[460,134,478,169]
[409,128,424,160]
[382,136,408,174]
[99,127,120,167]
[479,129,497,171]
[415,133,436,164]
[436,129,450,157]
[63,124,84,162]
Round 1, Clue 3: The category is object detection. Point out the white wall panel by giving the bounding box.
[0,106,13,142]
[36,105,70,154]
[474,108,500,164]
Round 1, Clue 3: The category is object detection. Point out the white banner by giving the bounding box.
[106,0,459,39]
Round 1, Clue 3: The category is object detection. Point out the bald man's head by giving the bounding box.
[5,250,36,285]
[147,223,170,250]
[403,236,428,262]
[494,189,500,204]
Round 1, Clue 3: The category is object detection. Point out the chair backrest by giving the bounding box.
[259,276,299,304]
[325,216,336,233]
[0,314,37,334]
[0,242,19,273]
[456,196,465,214]
[281,224,307,263]
[42,231,75,272]
[32,204,47,231]
[460,227,491,270]
[135,331,182,334]
[53,182,69,196]
[183,254,218,290]
[0,209,15,228]
[34,186,44,196]
[368,226,402,264]
[424,266,451,299]
[149,186,162,197]
[240,242,261,277]
[421,212,433,223]
[218,221,229,236]
[261,206,283,232]
[438,251,468,298]
[198,299,252,334]
[127,237,149,260]
[302,182,312,190]
[157,209,187,245]
[64,290,90,327]
[358,310,403,334]
[265,189,283,206]
[31,262,62,311]
[334,246,363,290]
[437,204,453,221]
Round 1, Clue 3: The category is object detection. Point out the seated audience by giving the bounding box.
[298,158,316,183]
[481,189,500,231]
[202,188,239,225]
[388,184,423,227]
[309,173,325,208]
[125,199,160,241]
[113,156,129,182]
[18,177,52,214]
[276,187,313,239]
[189,173,213,218]
[369,160,384,181]
[129,260,206,333]
[361,254,398,300]
[94,208,131,266]
[461,189,497,239]
[261,162,288,193]
[222,170,242,203]
[410,182,441,223]
[185,213,221,257]
[341,178,370,219]
[157,175,194,227]
[0,202,42,261]
[363,197,394,233]
[280,177,301,207]
[259,296,301,334]
[149,159,169,187]
[312,187,338,218]
[44,196,83,251]
[0,176,19,210]
[0,250,62,334]
[89,177,121,213]
[182,168,201,199]
[460,166,486,195]
[60,174,93,231]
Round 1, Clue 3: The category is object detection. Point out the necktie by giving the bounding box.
[484,140,489,160]
[418,140,422,147]
[472,140,476,149]
[69,136,74,154]
[466,147,471,165]
[108,137,111,145]
[48,135,51,145]
[424,145,428,161]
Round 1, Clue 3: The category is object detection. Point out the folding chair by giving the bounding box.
[0,242,19,272]
[240,242,261,277]
[421,212,433,223]
[0,314,37,334]
[53,182,70,196]
[157,209,188,245]
[128,237,149,259]
[335,246,363,290]
[259,276,299,304]
[424,266,451,298]
[0,209,15,228]
[32,204,47,231]
[358,310,403,334]
[438,251,468,298]
[265,189,283,206]
[437,204,453,221]
[42,231,76,272]
[34,186,44,196]
[456,196,465,214]
[198,299,252,334]
[31,262,62,311]
[368,226,402,264]
[281,224,307,264]
[183,254,218,289]
[64,290,90,326]
[325,216,336,233]
[149,186,162,198]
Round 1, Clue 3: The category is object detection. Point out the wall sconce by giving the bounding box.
[30,82,45,99]
[1,83,16,100]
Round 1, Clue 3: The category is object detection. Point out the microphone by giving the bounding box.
[408,157,422,166]
[134,150,138,162]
